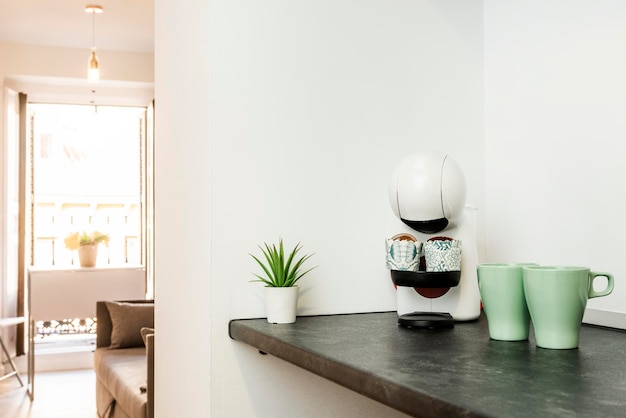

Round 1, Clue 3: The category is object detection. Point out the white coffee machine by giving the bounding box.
[388,151,481,327]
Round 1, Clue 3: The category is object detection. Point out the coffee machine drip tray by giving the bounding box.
[398,312,454,329]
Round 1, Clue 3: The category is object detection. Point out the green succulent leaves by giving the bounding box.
[250,238,316,287]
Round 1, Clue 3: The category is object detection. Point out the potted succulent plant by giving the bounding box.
[250,238,316,323]
[64,231,110,267]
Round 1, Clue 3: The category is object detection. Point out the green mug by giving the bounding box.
[477,263,537,341]
[522,266,614,349]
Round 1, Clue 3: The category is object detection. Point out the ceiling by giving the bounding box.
[0,0,154,53]
[0,1,154,106]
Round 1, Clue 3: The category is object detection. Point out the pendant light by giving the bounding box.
[85,5,103,82]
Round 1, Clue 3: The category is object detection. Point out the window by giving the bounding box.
[29,104,147,267]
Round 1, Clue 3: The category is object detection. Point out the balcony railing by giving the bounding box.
[36,318,97,338]
[32,198,142,267]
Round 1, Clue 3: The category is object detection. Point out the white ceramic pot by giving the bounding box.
[264,286,299,324]
[78,244,98,267]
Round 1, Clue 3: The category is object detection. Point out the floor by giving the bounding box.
[0,369,98,418]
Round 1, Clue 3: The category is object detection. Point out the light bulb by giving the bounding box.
[88,48,100,82]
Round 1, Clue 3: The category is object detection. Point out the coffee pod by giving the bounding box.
[424,236,461,272]
[385,233,421,272]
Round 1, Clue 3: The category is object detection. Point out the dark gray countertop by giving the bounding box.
[229,312,626,418]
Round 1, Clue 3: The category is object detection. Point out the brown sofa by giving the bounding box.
[94,300,154,418]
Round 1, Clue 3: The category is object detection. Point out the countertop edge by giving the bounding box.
[228,317,488,418]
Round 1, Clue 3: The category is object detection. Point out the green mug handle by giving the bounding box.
[588,272,614,298]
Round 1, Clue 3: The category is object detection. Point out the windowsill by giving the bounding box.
[28,264,145,273]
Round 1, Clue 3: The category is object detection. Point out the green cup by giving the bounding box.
[477,263,536,341]
[523,266,614,350]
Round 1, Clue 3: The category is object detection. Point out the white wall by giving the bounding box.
[155,1,484,417]
[484,1,626,313]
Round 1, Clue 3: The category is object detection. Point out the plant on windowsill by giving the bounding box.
[64,231,110,268]
[250,238,316,324]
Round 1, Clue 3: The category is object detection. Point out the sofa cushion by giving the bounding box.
[95,347,147,418]
[106,301,154,349]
